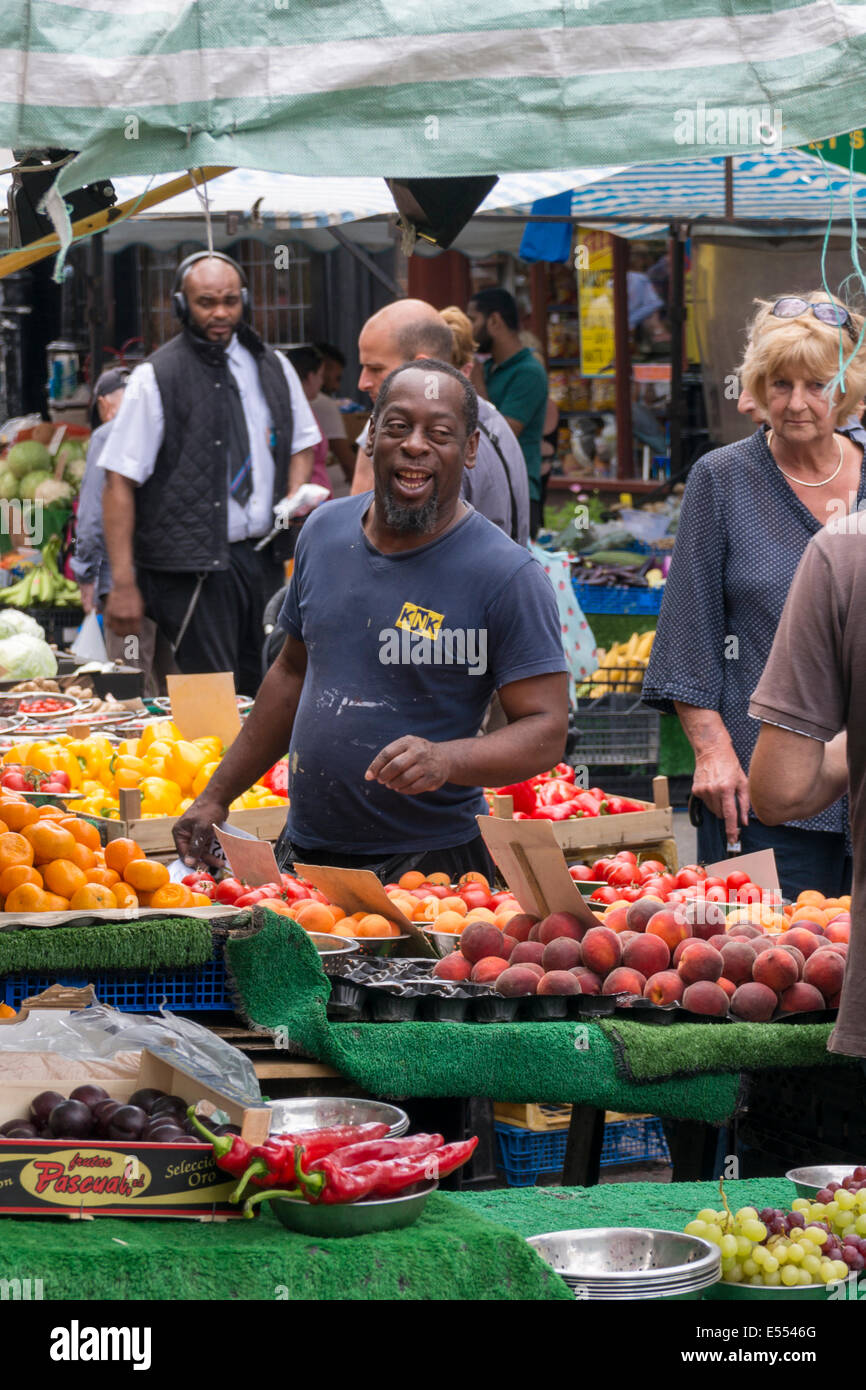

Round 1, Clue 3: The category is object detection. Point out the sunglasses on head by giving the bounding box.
[771,296,855,338]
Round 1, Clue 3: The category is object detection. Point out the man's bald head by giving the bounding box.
[180,256,244,344]
[358,298,454,401]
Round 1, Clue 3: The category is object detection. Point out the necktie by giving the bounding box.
[224,369,253,508]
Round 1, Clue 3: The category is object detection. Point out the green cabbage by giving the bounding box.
[56,439,85,470]
[0,470,18,500]
[6,440,51,479]
[0,609,44,640]
[18,469,51,501]
[0,633,57,680]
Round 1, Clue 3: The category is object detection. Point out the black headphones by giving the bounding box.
[172,251,250,324]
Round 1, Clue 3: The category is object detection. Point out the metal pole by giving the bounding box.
[87,231,104,386]
[327,225,403,298]
[724,157,734,219]
[669,224,686,478]
[612,234,633,481]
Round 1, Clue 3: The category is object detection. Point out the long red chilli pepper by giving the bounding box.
[186,1108,255,1179]
[309,1133,444,1174]
[229,1121,391,1203]
[366,1137,479,1197]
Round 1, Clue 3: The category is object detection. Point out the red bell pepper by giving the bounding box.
[549,762,575,782]
[537,778,576,806]
[262,759,289,796]
[495,780,537,816]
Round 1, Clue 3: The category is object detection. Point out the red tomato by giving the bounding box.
[607,862,637,888]
[675,869,703,889]
[704,885,728,903]
[680,863,708,880]
[737,883,763,905]
[613,850,637,864]
[235,889,269,906]
[280,874,307,901]
[424,885,451,900]
[590,858,615,880]
[619,886,642,902]
[703,877,727,891]
[569,865,595,881]
[488,892,513,906]
[461,889,491,910]
[589,885,619,905]
[1,771,28,791]
[215,877,244,905]
[639,860,667,876]
[725,871,751,892]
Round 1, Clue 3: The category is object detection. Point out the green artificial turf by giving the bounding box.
[0,918,216,975]
[600,1020,852,1085]
[0,1193,572,1302]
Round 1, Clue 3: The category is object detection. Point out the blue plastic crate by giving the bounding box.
[573,581,664,616]
[3,955,232,1013]
[494,1116,670,1187]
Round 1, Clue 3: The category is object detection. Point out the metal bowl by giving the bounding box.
[353,932,413,958]
[307,931,358,956]
[421,926,461,957]
[269,1180,436,1237]
[526,1228,720,1300]
[265,1096,409,1139]
[785,1164,858,1199]
[707,1274,856,1301]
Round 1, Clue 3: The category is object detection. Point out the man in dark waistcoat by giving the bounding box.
[100,251,321,695]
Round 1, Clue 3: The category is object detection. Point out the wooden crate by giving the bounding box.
[83,790,287,854]
[494,1103,572,1131]
[490,776,673,859]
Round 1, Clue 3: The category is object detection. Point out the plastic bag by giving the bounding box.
[529,542,597,709]
[1,1003,261,1107]
[70,610,107,663]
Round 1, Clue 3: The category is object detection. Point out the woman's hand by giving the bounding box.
[691,742,751,846]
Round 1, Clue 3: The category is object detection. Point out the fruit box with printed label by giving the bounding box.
[0,1040,270,1221]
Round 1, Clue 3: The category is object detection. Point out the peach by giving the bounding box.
[752,947,798,993]
[682,981,730,1017]
[581,926,622,977]
[432,954,472,982]
[618,931,640,949]
[729,923,762,940]
[719,939,757,986]
[602,966,646,995]
[643,970,684,1005]
[460,922,508,965]
[730,981,778,1021]
[681,898,727,940]
[602,906,630,934]
[495,965,540,997]
[623,932,670,977]
[779,981,826,1013]
[825,990,842,1008]
[506,913,539,942]
[646,908,690,953]
[625,895,666,932]
[542,937,583,973]
[537,970,581,996]
[470,956,511,984]
[778,944,805,978]
[803,950,845,1002]
[571,967,602,995]
[537,911,585,944]
[677,941,724,984]
[787,916,825,934]
[717,976,736,999]
[824,920,850,944]
[511,940,546,967]
[778,927,823,958]
[707,934,730,952]
[523,963,546,981]
[672,937,693,967]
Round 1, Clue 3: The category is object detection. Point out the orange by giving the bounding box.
[136,891,153,908]
[149,883,194,910]
[43,893,70,911]
[397,870,427,890]
[356,913,393,937]
[67,843,97,873]
[69,883,117,910]
[438,895,468,916]
[86,867,121,889]
[790,905,829,928]
[0,864,42,896]
[412,898,440,922]
[424,872,452,887]
[112,882,139,909]
[4,883,52,913]
[122,859,169,892]
[328,905,346,923]
[0,831,35,873]
[295,901,336,933]
[0,801,37,832]
[35,805,67,820]
[796,889,825,907]
[433,910,466,934]
[0,818,8,835]
[23,822,75,865]
[458,871,490,892]
[104,838,145,874]
[42,859,87,899]
[190,892,214,907]
[59,817,101,851]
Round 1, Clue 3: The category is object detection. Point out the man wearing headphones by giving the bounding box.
[100,251,321,695]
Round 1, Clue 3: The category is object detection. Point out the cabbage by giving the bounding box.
[0,610,44,640]
[34,477,73,506]
[6,440,51,479]
[63,456,87,489]
[0,470,17,500]
[56,440,85,470]
[18,469,51,501]
[0,633,57,680]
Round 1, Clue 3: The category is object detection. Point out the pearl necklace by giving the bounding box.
[766,430,844,487]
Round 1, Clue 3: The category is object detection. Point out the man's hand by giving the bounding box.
[692,743,750,846]
[103,580,145,636]
[365,736,452,794]
[172,794,230,868]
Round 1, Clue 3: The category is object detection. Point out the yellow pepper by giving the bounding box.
[143,740,174,764]
[2,743,29,766]
[191,760,220,798]
[115,739,140,758]
[192,736,223,759]
[114,767,143,790]
[139,776,183,816]
[138,720,181,753]
[166,740,208,793]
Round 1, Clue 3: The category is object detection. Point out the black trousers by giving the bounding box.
[137,541,283,698]
[275,830,498,886]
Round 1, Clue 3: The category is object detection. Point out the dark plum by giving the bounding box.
[4,1123,38,1139]
[144,1126,186,1144]
[69,1084,109,1109]
[30,1090,65,1125]
[48,1100,93,1139]
[128,1089,166,1115]
[150,1097,187,1121]
[92,1100,123,1135]
[0,1118,32,1136]
[106,1106,147,1142]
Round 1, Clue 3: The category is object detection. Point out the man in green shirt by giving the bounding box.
[467,287,549,536]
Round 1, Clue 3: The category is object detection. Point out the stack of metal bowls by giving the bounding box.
[527,1227,721,1300]
[265,1095,409,1139]
[785,1164,856,1199]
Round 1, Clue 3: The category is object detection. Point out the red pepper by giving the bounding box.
[366,1137,479,1197]
[186,1108,255,1179]
[495,780,537,816]
[310,1133,444,1174]
[537,778,575,806]
[262,759,289,796]
[573,792,602,816]
[550,762,575,782]
[229,1121,391,1202]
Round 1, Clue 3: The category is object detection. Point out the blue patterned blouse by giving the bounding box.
[642,426,866,838]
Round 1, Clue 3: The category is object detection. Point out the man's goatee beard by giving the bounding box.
[382,480,440,533]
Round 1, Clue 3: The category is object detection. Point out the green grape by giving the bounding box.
[855,1214,866,1236]
[741,1219,768,1242]
[831,1260,850,1281]
[763,1269,782,1286]
[720,1233,738,1259]
[752,1245,768,1268]
[791,1198,810,1212]
[684,1220,707,1237]
[736,1235,753,1259]
[803,1225,828,1246]
[841,1224,857,1239]
[723,1262,744,1284]
[780,1265,800,1287]
[835,1189,856,1211]
[703,1224,724,1244]
[854,1190,866,1210]
[803,1254,822,1277]
[796,1267,814,1286]
[762,1253,779,1273]
[735,1207,759,1223]
[786,1242,805,1264]
[696,1208,718,1223]
[819,1261,837,1283]
[748,1274,764,1286]
[772,1244,789,1265]
[742,1257,759,1277]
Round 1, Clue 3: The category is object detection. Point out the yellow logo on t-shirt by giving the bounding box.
[395,602,444,640]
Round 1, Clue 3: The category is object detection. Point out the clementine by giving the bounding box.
[294,902,336,933]
[35,805,67,820]
[0,831,35,873]
[104,838,145,874]
[23,822,76,865]
[42,859,87,899]
[4,883,52,912]
[67,843,97,873]
[397,870,427,891]
[69,884,117,910]
[122,860,170,892]
[112,882,139,909]
[424,872,452,887]
[59,817,101,851]
[0,864,42,896]
[149,883,194,910]
[85,867,121,889]
[0,800,38,833]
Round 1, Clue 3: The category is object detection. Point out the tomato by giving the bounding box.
[704,885,728,903]
[1,771,28,791]
[680,863,708,880]
[618,886,642,902]
[725,871,751,892]
[569,865,595,881]
[675,869,703,889]
[607,863,637,888]
[488,891,513,906]
[215,877,244,905]
[235,888,270,906]
[423,885,451,900]
[460,889,491,911]
[280,874,307,901]
[703,877,727,891]
[613,850,637,864]
[737,883,763,905]
[591,858,614,880]
[588,885,619,905]
[639,860,667,876]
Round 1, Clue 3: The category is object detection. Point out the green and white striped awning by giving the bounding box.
[1,0,865,198]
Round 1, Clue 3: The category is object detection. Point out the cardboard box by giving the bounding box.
[0,1041,270,1220]
[489,776,673,857]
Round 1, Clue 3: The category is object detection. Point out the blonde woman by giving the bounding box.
[643,291,866,897]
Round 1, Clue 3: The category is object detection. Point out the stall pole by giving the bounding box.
[87,231,105,386]
[668,224,686,477]
[612,234,633,480]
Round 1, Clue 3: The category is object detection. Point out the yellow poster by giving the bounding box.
[577,228,614,377]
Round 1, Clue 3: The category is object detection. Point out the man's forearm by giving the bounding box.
[288,447,314,495]
[674,702,731,755]
[750,727,848,825]
[202,653,304,807]
[102,472,137,586]
[440,713,565,789]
